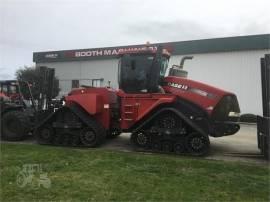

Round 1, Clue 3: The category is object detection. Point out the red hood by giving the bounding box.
[162,76,236,114]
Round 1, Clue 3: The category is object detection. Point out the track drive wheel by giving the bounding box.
[185,132,210,156]
[36,125,54,145]
[2,110,31,141]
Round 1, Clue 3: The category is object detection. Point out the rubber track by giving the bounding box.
[36,105,106,147]
[130,113,210,156]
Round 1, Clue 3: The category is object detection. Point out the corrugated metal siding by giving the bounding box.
[38,49,270,115]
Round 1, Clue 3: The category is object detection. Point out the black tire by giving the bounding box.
[36,125,54,145]
[2,110,31,141]
[185,132,210,156]
[80,118,106,147]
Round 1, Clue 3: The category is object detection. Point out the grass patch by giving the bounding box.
[1,143,269,201]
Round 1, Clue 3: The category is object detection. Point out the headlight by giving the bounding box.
[228,112,241,117]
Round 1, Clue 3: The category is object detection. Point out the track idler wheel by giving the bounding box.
[36,125,54,145]
[185,132,210,156]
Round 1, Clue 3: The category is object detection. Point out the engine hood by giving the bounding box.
[162,76,240,119]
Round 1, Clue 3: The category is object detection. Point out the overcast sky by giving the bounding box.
[0,0,269,79]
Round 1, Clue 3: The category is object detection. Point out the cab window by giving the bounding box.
[160,57,169,77]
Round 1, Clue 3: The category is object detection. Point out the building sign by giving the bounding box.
[36,45,160,62]
[70,46,158,58]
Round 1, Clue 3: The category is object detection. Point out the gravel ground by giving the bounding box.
[2,124,268,165]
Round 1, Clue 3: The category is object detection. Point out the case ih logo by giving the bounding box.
[73,46,157,58]
[168,82,188,90]
[44,53,58,58]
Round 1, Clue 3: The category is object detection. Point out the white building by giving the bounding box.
[33,34,270,115]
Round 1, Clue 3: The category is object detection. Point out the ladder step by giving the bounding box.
[124,105,133,107]
[124,118,134,121]
[124,112,133,114]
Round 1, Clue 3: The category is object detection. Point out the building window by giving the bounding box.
[72,80,79,88]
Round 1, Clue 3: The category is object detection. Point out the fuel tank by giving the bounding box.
[64,87,119,129]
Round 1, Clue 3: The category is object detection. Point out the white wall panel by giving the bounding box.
[80,59,119,88]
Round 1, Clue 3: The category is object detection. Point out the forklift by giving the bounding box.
[0,66,56,141]
[257,54,270,160]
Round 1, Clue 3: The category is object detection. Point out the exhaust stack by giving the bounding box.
[169,56,193,78]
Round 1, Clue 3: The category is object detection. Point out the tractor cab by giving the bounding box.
[118,46,170,93]
[0,80,35,107]
[0,80,20,101]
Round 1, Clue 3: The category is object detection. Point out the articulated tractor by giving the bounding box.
[35,46,240,156]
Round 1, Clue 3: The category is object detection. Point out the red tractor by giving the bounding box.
[35,46,240,155]
[1,67,58,141]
